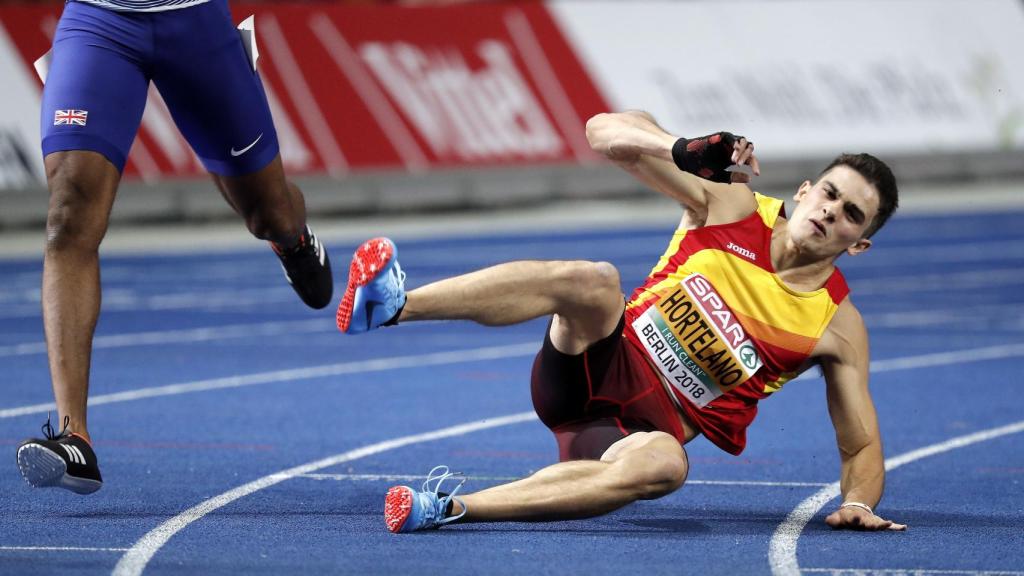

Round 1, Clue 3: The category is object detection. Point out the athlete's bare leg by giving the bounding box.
[452,431,687,521]
[397,206,704,354]
[389,212,696,523]
[399,259,625,354]
[211,154,306,246]
[41,151,121,442]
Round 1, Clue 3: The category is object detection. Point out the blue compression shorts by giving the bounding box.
[40,0,279,175]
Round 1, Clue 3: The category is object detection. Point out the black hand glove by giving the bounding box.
[671,132,741,183]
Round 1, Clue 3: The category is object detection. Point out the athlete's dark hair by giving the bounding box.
[819,153,899,238]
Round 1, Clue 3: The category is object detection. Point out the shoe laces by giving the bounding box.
[41,413,71,441]
[385,261,407,299]
[423,465,467,526]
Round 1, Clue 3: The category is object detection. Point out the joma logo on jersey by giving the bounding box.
[726,242,756,261]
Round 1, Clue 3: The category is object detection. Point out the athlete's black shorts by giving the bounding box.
[530,314,687,461]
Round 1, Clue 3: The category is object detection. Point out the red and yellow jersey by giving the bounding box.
[623,192,849,455]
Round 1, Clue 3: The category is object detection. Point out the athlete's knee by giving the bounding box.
[557,260,621,306]
[44,166,109,252]
[644,445,688,498]
[590,261,621,293]
[243,210,299,242]
[240,186,301,242]
[608,432,688,499]
[231,179,303,242]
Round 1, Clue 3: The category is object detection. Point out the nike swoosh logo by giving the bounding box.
[230,133,263,157]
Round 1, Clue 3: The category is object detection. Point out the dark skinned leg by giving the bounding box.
[41,150,121,442]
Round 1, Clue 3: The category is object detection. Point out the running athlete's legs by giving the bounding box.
[211,156,305,246]
[386,210,702,350]
[151,0,297,245]
[41,152,122,442]
[400,260,625,354]
[152,1,331,308]
[146,2,329,307]
[452,431,687,522]
[36,2,151,442]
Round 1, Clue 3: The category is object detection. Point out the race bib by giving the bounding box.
[631,273,763,408]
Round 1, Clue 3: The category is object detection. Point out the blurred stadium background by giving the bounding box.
[0,0,1021,238]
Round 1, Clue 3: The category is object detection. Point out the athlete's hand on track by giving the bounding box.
[825,506,907,531]
[728,136,760,184]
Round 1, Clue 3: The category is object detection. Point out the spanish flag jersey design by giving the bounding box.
[623,192,849,455]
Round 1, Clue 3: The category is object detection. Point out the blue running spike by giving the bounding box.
[384,465,467,533]
[336,237,407,334]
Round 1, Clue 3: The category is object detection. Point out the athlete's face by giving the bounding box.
[790,165,880,258]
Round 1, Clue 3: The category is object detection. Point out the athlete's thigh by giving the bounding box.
[150,0,279,177]
[41,1,149,173]
[548,265,624,355]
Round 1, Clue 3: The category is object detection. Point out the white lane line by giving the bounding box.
[4,251,1021,319]
[688,480,829,488]
[852,239,1024,267]
[0,319,332,357]
[0,288,297,320]
[871,343,1024,372]
[102,339,1024,575]
[112,411,538,576]
[5,235,1021,291]
[851,268,1024,295]
[768,419,1024,576]
[0,546,129,552]
[0,342,539,419]
[298,472,523,482]
[7,234,1019,291]
[297,473,829,488]
[784,342,1024,385]
[6,301,1012,359]
[798,565,1024,569]
[862,304,1024,328]
[6,340,1024,420]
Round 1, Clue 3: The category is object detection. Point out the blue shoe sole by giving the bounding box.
[336,237,396,334]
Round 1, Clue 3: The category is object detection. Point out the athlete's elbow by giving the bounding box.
[585,113,614,151]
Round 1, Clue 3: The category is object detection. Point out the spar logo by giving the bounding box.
[682,273,763,379]
[359,40,563,161]
[636,272,765,407]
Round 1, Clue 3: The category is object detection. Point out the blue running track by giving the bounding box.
[2,209,1022,575]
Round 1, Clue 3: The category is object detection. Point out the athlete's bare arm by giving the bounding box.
[815,299,907,531]
[585,111,757,225]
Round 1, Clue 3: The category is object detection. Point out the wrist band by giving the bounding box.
[671,137,691,171]
[840,501,874,515]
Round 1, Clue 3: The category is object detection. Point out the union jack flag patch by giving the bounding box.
[54,109,88,126]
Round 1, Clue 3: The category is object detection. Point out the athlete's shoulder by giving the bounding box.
[704,183,760,226]
[831,297,864,327]
[814,297,868,362]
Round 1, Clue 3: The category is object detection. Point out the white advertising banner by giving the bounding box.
[550,0,1024,159]
[0,23,45,187]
